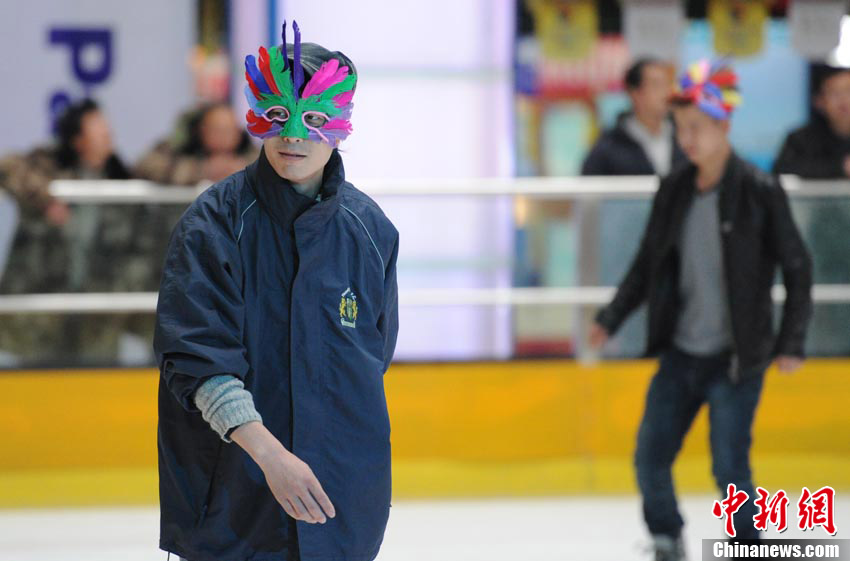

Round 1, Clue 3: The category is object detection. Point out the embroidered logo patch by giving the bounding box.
[339,287,358,328]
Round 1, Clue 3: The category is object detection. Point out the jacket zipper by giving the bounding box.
[721,218,740,384]
[198,503,209,527]
[729,352,740,384]
[196,442,223,528]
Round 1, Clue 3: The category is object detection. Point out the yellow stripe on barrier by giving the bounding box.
[0,360,848,507]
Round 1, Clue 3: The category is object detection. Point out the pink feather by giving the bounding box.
[333,90,355,107]
[324,118,352,132]
[301,59,351,99]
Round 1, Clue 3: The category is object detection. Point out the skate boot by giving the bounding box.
[651,534,687,561]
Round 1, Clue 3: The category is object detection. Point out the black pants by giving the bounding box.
[634,347,765,540]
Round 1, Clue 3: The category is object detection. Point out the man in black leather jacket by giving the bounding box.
[590,61,813,561]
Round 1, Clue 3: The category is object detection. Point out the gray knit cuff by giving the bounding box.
[194,375,262,443]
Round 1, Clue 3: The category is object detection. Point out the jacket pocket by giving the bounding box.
[195,442,223,528]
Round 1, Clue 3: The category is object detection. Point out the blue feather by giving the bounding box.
[245,55,273,95]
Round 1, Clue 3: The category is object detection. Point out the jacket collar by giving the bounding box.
[666,151,743,249]
[613,110,675,139]
[717,151,744,228]
[247,147,345,233]
[613,110,687,168]
[612,111,639,143]
[679,150,743,199]
[811,112,850,143]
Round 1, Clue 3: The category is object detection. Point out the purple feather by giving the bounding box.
[281,21,288,72]
[293,20,303,99]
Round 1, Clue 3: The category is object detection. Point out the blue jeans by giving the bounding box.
[635,347,765,540]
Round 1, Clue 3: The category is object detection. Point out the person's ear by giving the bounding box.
[813,92,827,114]
[72,133,85,153]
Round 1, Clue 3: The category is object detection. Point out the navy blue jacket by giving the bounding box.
[581,112,687,176]
[154,148,399,561]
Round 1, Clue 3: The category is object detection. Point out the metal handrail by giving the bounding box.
[49,176,850,203]
[1,285,849,315]
[18,176,848,316]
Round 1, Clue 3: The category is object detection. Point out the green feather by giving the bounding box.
[269,46,291,93]
[317,74,357,103]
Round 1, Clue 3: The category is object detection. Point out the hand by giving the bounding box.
[260,447,336,524]
[231,422,335,524]
[589,322,609,350]
[843,155,850,178]
[44,199,71,226]
[775,355,803,375]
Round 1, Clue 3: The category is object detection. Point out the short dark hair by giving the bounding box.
[54,98,100,169]
[625,58,663,91]
[813,64,850,96]
[52,98,129,177]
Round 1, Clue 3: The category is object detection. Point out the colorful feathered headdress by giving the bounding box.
[244,21,356,146]
[672,59,742,120]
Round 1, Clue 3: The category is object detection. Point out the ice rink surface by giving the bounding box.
[1,495,846,560]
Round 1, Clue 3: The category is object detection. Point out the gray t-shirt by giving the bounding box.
[672,186,733,355]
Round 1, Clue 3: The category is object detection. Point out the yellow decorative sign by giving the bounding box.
[527,0,598,60]
[339,287,358,328]
[709,0,770,57]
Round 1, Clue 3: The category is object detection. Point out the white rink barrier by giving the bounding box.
[0,176,834,315]
[1,285,849,315]
[49,176,850,202]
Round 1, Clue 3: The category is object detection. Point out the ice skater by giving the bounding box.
[590,60,813,561]
[154,21,399,561]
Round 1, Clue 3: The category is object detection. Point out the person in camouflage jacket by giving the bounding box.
[0,99,158,367]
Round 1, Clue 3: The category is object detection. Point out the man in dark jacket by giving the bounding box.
[154,22,399,561]
[582,58,687,176]
[774,66,850,356]
[590,61,812,561]
[773,66,850,178]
